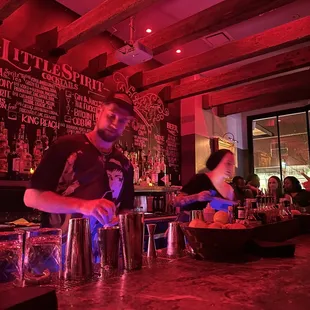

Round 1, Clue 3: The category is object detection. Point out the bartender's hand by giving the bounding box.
[197,191,211,202]
[80,198,116,225]
[104,216,119,227]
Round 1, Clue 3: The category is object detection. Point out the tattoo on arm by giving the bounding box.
[174,193,199,208]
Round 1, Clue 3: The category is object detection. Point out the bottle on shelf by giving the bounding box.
[0,123,9,178]
[7,134,20,180]
[19,142,33,180]
[41,127,49,152]
[52,129,58,144]
[137,149,143,178]
[33,129,43,169]
[237,203,245,220]
[16,124,25,158]
[158,155,167,186]
[24,135,29,153]
[129,143,137,163]
[123,142,129,159]
[131,152,140,185]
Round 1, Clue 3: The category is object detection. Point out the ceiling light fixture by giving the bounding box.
[146,28,152,33]
[176,49,181,54]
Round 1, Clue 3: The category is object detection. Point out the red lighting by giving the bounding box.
[146,28,152,33]
[176,49,181,54]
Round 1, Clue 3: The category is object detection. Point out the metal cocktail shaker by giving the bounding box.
[64,218,93,280]
[119,212,144,271]
[146,223,157,259]
[98,226,120,270]
[166,222,185,256]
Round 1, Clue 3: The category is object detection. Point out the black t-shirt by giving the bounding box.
[292,190,310,208]
[181,174,228,211]
[29,134,134,240]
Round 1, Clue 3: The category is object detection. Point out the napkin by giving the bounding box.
[8,218,38,227]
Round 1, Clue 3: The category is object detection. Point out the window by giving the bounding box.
[278,112,309,185]
[249,108,310,191]
[252,116,280,190]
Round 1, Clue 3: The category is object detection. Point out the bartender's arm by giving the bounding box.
[174,190,211,208]
[24,189,115,224]
[23,138,115,225]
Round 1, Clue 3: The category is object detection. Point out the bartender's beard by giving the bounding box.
[97,128,120,143]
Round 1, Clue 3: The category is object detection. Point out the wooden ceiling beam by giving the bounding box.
[129,15,310,90]
[204,69,310,108]
[216,87,310,116]
[169,45,310,102]
[89,0,294,77]
[35,0,160,55]
[0,0,27,23]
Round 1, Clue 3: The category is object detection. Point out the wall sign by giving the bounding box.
[0,37,181,182]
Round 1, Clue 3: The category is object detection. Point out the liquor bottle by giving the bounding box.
[137,149,143,179]
[131,153,140,185]
[153,151,160,174]
[51,129,58,144]
[157,158,165,187]
[24,135,29,153]
[129,143,136,163]
[0,118,5,135]
[41,127,49,152]
[123,142,129,159]
[160,155,167,174]
[7,135,19,180]
[0,124,9,178]
[33,129,43,169]
[146,150,153,173]
[237,203,245,220]
[16,124,25,157]
[3,129,10,161]
[19,143,32,180]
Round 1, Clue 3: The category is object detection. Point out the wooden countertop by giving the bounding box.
[55,235,310,309]
[8,234,305,309]
[1,235,310,309]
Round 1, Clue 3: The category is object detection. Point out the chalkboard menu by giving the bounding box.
[112,72,181,178]
[0,37,181,183]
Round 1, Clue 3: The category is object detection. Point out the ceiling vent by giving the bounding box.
[202,31,233,48]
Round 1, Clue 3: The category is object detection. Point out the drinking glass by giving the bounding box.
[0,230,24,285]
[24,228,62,285]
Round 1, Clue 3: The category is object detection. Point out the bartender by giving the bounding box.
[174,149,235,221]
[23,92,135,257]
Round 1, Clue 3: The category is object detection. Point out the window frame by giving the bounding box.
[247,104,310,182]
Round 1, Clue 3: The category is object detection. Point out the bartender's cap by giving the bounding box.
[105,92,135,116]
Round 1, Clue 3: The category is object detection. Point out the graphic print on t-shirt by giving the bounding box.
[56,151,81,197]
[55,149,127,210]
[106,159,124,202]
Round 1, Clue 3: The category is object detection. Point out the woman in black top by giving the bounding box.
[284,176,310,208]
[268,176,283,203]
[174,149,235,217]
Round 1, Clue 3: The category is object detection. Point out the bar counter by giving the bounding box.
[55,234,310,310]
